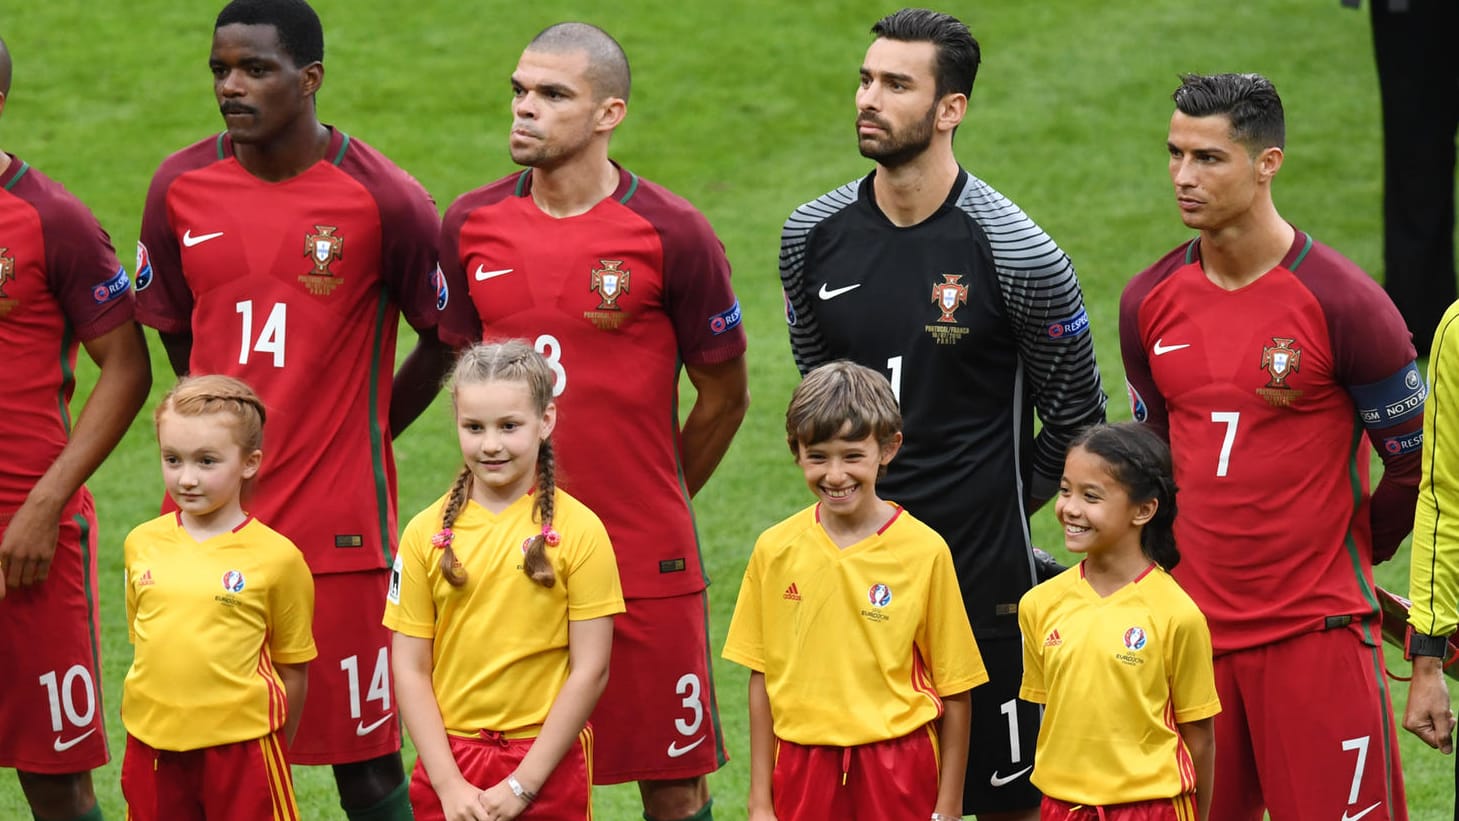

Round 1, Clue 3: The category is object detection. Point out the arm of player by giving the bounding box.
[0,321,150,594]
[275,661,309,747]
[1176,717,1215,821]
[158,330,192,378]
[393,632,490,821]
[779,205,832,376]
[1118,282,1171,442]
[1348,361,1425,562]
[680,355,750,497]
[933,690,971,818]
[389,328,456,439]
[747,670,778,821]
[480,615,613,819]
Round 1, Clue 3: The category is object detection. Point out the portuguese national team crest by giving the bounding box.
[299,225,345,296]
[590,259,630,310]
[931,274,968,324]
[0,247,17,317]
[1257,336,1303,407]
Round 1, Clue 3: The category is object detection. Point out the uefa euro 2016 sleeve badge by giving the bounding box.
[1257,337,1303,408]
[299,225,345,296]
[0,248,16,317]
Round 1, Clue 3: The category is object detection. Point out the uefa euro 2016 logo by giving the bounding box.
[1123,626,1147,651]
[221,570,246,594]
[867,583,892,608]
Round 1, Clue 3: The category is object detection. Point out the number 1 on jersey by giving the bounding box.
[886,356,903,404]
[235,300,287,367]
[1210,411,1240,477]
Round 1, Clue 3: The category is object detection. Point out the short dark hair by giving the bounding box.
[528,22,631,103]
[871,8,980,100]
[216,0,324,67]
[1173,73,1285,154]
[786,360,902,456]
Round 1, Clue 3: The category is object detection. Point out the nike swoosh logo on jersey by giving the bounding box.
[182,230,225,247]
[1336,804,1383,821]
[666,736,705,758]
[53,729,96,752]
[355,714,393,737]
[989,765,1032,787]
[475,266,514,281]
[1341,802,1381,821]
[818,282,861,300]
[1152,338,1191,356]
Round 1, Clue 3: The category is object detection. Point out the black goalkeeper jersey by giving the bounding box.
[780,169,1106,635]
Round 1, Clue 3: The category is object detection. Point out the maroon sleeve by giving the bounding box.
[435,195,482,348]
[1119,266,1171,442]
[631,184,746,366]
[374,172,441,333]
[136,154,194,334]
[1299,238,1421,561]
[33,176,133,342]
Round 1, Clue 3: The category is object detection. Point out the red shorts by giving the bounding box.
[771,727,940,821]
[0,495,108,773]
[1041,794,1196,821]
[121,732,299,821]
[409,728,592,820]
[1211,625,1407,821]
[288,569,401,765]
[589,591,726,783]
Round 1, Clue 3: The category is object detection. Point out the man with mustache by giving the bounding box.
[435,21,749,821]
[778,8,1106,820]
[136,1,452,818]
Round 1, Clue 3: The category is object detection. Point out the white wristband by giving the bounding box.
[507,774,536,804]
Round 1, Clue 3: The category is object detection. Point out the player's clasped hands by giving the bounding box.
[433,777,495,821]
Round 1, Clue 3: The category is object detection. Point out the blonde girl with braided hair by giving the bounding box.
[386,341,624,821]
[121,375,316,820]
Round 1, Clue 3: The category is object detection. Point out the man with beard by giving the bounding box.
[778,9,1106,820]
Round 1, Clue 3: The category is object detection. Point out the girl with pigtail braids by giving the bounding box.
[1016,423,1221,821]
[385,341,624,821]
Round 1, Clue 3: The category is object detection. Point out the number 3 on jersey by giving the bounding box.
[236,299,286,367]
[535,334,567,397]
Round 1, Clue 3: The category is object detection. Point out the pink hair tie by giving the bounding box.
[430,529,454,549]
[542,525,560,546]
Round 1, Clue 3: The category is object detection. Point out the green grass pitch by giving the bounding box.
[2,0,1452,817]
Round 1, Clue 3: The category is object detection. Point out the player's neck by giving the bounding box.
[818,498,896,549]
[871,146,959,228]
[1081,545,1152,598]
[1197,205,1294,291]
[232,119,331,183]
[527,152,619,219]
[179,504,249,543]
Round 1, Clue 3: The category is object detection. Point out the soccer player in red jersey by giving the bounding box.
[135,2,451,818]
[0,34,152,821]
[1120,73,1419,820]
[436,23,750,821]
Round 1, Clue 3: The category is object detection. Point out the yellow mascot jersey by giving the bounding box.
[384,489,623,735]
[723,503,987,746]
[1019,563,1220,804]
[122,513,316,750]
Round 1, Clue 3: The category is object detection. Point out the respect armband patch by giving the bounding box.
[709,300,742,336]
[91,265,130,304]
[1046,307,1090,339]
[1352,361,1426,428]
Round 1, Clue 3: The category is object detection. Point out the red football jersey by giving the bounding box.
[438,166,746,598]
[137,130,442,574]
[1120,231,1421,653]
[0,155,133,509]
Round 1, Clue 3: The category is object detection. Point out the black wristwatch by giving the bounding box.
[1406,627,1450,660]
